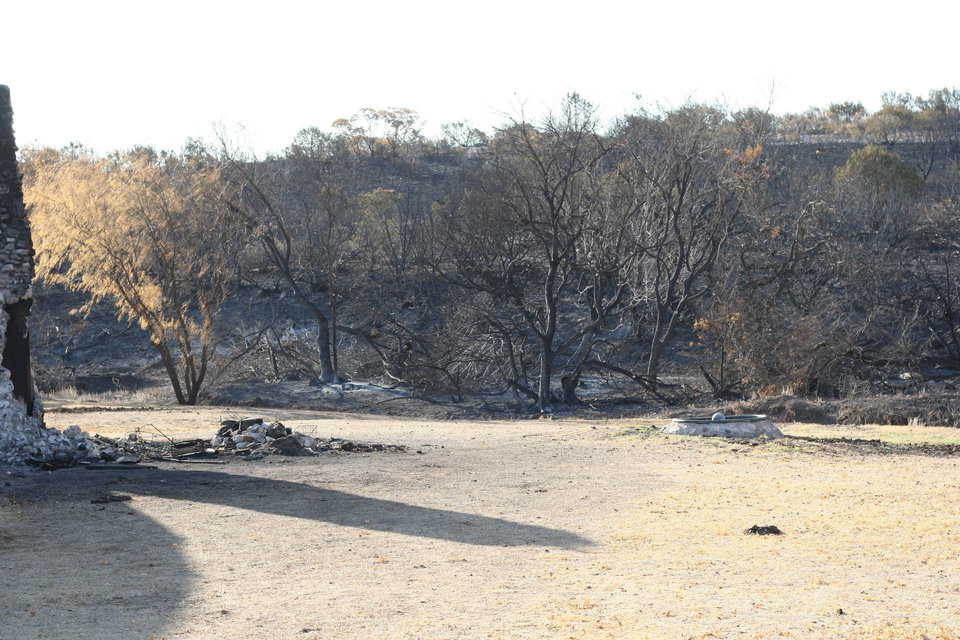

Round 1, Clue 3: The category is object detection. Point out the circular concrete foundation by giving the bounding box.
[661,414,783,439]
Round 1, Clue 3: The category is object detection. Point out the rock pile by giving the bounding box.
[89,432,157,464]
[0,371,103,467]
[0,415,101,468]
[212,418,405,458]
[2,415,406,469]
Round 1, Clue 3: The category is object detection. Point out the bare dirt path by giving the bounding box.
[3,408,960,639]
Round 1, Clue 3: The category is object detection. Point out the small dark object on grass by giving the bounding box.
[91,494,132,504]
[744,524,784,535]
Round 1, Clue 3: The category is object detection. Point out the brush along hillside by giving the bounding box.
[21,92,960,418]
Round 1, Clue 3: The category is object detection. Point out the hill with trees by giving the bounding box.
[21,89,960,417]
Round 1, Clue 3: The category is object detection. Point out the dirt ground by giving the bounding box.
[3,406,960,640]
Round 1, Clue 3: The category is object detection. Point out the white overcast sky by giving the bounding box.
[2,0,958,155]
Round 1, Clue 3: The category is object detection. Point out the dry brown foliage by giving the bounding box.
[26,150,243,404]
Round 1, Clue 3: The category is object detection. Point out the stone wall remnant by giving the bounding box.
[0,84,94,466]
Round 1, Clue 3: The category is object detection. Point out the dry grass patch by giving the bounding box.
[533,425,960,638]
[838,394,960,427]
[781,422,960,446]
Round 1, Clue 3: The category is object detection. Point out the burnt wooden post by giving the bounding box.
[0,85,37,415]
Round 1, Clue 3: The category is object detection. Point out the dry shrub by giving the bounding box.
[726,394,835,423]
[32,363,77,393]
[838,394,960,427]
[698,297,863,397]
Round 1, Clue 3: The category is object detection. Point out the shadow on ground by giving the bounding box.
[784,435,960,456]
[1,472,191,640]
[127,467,593,548]
[1,464,590,639]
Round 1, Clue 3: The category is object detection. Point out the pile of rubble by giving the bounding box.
[2,416,405,469]
[0,412,103,468]
[211,418,406,458]
[89,432,202,464]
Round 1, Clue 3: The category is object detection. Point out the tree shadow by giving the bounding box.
[124,467,593,549]
[1,464,590,639]
[1,472,192,640]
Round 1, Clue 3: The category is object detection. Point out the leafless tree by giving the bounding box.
[615,105,765,384]
[221,142,358,383]
[434,95,621,411]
